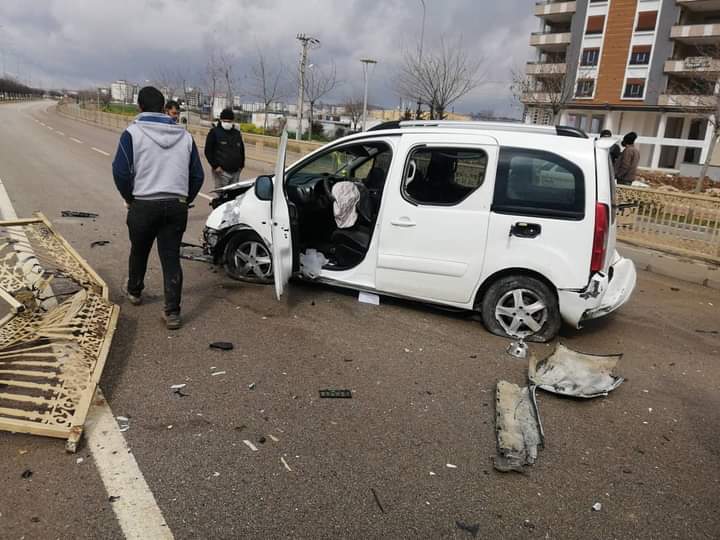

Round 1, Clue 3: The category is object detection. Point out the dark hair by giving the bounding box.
[622,132,637,145]
[165,99,179,111]
[599,129,612,137]
[137,86,164,113]
[220,108,235,121]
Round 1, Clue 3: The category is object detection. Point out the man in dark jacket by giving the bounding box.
[615,132,641,185]
[204,108,245,190]
[112,86,204,330]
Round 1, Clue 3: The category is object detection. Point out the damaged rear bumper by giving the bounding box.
[558,252,637,328]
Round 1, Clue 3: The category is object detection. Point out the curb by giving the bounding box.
[619,242,720,289]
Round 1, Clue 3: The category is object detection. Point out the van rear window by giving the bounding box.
[492,148,585,220]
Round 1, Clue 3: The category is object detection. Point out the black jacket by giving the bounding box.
[204,124,245,173]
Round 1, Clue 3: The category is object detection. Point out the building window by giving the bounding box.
[576,79,595,98]
[586,15,605,35]
[581,48,600,66]
[636,11,658,32]
[629,45,652,65]
[623,79,646,98]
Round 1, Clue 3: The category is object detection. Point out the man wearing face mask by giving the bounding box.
[204,108,245,190]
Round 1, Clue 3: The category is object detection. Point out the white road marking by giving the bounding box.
[198,192,212,201]
[70,137,83,144]
[91,147,110,156]
[56,131,65,136]
[0,176,174,540]
[46,126,53,130]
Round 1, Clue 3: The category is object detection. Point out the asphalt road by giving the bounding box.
[1,101,719,539]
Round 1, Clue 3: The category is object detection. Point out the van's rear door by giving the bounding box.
[594,138,617,273]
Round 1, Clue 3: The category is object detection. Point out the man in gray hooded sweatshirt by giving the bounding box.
[112,86,204,329]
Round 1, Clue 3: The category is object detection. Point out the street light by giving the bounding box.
[295,33,320,140]
[360,58,377,131]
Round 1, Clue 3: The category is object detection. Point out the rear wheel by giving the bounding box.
[223,233,273,283]
[481,275,560,342]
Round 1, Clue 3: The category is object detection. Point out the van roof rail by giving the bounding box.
[395,120,589,138]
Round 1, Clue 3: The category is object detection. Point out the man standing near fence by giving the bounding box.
[204,107,245,191]
[615,132,640,186]
[112,86,204,330]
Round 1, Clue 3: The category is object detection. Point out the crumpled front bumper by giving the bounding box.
[558,252,637,328]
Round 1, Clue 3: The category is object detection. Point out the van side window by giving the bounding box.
[493,148,585,220]
[403,147,488,206]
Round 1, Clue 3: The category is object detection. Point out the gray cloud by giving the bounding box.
[0,0,536,116]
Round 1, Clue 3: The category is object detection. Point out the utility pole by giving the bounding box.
[360,58,377,131]
[295,33,320,141]
[416,0,426,120]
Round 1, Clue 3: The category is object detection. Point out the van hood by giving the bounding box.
[133,113,187,149]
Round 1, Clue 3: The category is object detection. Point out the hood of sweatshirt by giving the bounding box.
[133,113,187,149]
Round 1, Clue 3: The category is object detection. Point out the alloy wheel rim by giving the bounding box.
[495,288,547,338]
[232,240,272,279]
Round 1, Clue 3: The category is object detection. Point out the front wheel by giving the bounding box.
[481,275,561,342]
[223,233,273,283]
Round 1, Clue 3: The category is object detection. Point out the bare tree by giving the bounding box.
[511,61,575,125]
[343,92,364,131]
[248,49,286,133]
[396,37,482,120]
[152,67,182,101]
[204,45,236,120]
[300,62,338,140]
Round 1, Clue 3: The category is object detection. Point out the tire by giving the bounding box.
[481,275,561,342]
[223,232,273,284]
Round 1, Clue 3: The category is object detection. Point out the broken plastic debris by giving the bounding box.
[248,382,256,390]
[529,343,624,398]
[170,384,186,390]
[243,440,258,452]
[269,434,280,442]
[212,471,220,477]
[319,389,352,398]
[90,240,110,248]
[61,210,98,219]
[209,341,234,351]
[299,249,329,279]
[358,291,380,305]
[76,458,84,464]
[494,381,543,472]
[429,471,436,476]
[211,371,226,376]
[446,463,458,469]
[592,502,602,512]
[506,340,528,359]
[280,456,292,472]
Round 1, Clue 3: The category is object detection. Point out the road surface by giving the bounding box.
[0,101,719,539]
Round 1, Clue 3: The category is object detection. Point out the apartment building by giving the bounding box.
[524,0,720,176]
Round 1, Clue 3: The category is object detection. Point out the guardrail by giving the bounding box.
[56,102,322,165]
[617,186,720,263]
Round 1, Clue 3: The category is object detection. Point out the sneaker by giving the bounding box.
[162,312,182,330]
[123,288,142,305]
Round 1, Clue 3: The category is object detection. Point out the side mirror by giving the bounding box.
[254,175,273,201]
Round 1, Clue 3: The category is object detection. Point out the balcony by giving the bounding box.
[659,93,716,108]
[677,0,720,12]
[664,57,720,76]
[521,92,560,104]
[534,1,576,23]
[530,31,572,51]
[526,62,567,76]
[671,23,720,44]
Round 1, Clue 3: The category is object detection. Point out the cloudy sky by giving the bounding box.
[0,0,536,116]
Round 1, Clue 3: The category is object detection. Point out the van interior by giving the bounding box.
[284,141,393,269]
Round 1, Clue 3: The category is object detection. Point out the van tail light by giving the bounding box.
[591,202,609,273]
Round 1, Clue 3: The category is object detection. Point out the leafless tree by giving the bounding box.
[396,37,482,120]
[343,92,364,131]
[204,45,237,119]
[152,67,183,101]
[299,62,338,140]
[248,49,286,133]
[510,61,575,125]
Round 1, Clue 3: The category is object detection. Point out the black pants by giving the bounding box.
[126,199,188,314]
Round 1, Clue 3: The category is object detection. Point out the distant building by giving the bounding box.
[110,80,136,104]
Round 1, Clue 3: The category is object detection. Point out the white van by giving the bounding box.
[199,121,636,341]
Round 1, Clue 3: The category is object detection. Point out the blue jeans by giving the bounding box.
[126,199,188,314]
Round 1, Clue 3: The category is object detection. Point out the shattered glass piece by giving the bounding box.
[299,249,329,279]
[529,343,624,398]
[494,381,543,472]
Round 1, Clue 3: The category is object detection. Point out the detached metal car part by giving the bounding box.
[494,381,544,472]
[528,342,624,398]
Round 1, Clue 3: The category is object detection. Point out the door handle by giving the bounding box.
[510,222,541,238]
[390,217,416,227]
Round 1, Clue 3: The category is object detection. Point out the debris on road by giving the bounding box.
[269,434,280,442]
[592,502,602,512]
[211,371,226,377]
[319,389,352,398]
[116,416,130,432]
[209,341,234,351]
[529,343,624,398]
[61,210,99,219]
[248,382,256,390]
[446,463,458,469]
[299,248,329,279]
[21,469,33,479]
[370,487,386,514]
[170,384,187,390]
[696,329,718,335]
[506,339,528,359]
[280,456,292,472]
[108,495,120,503]
[455,520,480,538]
[76,457,84,464]
[90,240,110,248]
[494,381,543,472]
[358,291,380,305]
[243,440,258,452]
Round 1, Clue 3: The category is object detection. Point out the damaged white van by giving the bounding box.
[198,121,636,341]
